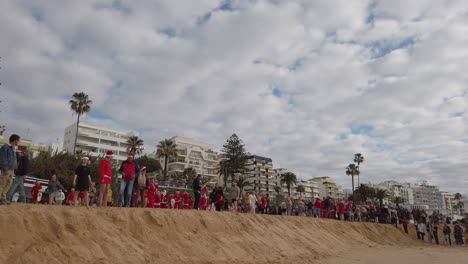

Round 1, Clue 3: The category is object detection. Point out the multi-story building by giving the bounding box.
[311,176,343,199]
[245,155,276,196]
[411,181,443,210]
[441,192,456,214]
[63,123,133,161]
[295,179,320,199]
[163,136,220,184]
[376,181,415,205]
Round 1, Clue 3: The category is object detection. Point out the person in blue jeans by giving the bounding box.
[7,147,29,203]
[118,154,139,207]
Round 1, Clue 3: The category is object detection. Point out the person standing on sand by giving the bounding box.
[6,146,29,203]
[338,199,345,220]
[98,150,113,207]
[56,188,66,205]
[443,224,451,245]
[313,198,321,218]
[417,221,426,241]
[192,174,202,210]
[249,192,257,214]
[230,180,240,212]
[31,181,42,204]
[118,153,139,207]
[0,134,20,205]
[136,166,148,208]
[454,224,464,246]
[73,156,92,207]
[402,218,409,234]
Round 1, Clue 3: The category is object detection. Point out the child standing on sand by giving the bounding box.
[55,188,65,205]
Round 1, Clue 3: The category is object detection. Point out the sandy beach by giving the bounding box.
[0,204,466,264]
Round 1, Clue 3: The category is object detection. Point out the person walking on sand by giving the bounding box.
[118,153,139,207]
[0,134,20,205]
[48,172,66,205]
[230,180,240,212]
[402,218,409,234]
[73,156,92,207]
[98,150,114,207]
[417,221,426,241]
[192,174,202,210]
[6,146,29,203]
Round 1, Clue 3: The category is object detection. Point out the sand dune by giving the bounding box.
[0,204,466,264]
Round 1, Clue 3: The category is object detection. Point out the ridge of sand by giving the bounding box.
[0,204,466,264]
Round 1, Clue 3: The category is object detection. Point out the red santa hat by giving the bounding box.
[106,150,114,157]
[140,166,146,172]
[127,153,135,158]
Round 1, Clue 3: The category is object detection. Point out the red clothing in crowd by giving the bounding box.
[402,219,409,228]
[160,194,168,208]
[146,182,157,208]
[338,201,346,215]
[201,186,208,194]
[200,195,207,210]
[121,161,137,181]
[99,159,112,184]
[154,193,161,208]
[174,192,182,209]
[183,193,190,209]
[329,200,335,219]
[67,191,75,205]
[188,198,194,209]
[31,185,42,203]
[260,196,265,210]
[314,199,322,209]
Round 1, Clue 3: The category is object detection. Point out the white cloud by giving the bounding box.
[1,0,468,195]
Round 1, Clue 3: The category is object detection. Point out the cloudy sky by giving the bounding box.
[1,0,468,194]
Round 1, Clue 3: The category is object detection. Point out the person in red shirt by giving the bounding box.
[338,198,346,220]
[67,188,76,206]
[200,193,208,210]
[402,218,409,234]
[188,197,194,209]
[146,178,157,208]
[31,181,42,205]
[154,190,161,208]
[201,185,208,194]
[346,201,354,221]
[265,194,271,214]
[182,191,190,209]
[98,151,113,207]
[118,153,139,207]
[259,193,265,214]
[321,197,327,218]
[329,199,335,219]
[313,198,321,218]
[174,190,182,209]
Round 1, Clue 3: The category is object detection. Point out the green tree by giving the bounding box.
[296,184,305,197]
[354,153,364,186]
[220,134,249,187]
[156,139,178,181]
[126,136,144,154]
[183,167,198,185]
[354,184,376,203]
[346,164,359,197]
[280,172,297,196]
[236,175,253,196]
[69,92,92,155]
[375,189,387,207]
[391,196,405,207]
[135,155,162,174]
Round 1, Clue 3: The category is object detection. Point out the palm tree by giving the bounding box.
[236,175,253,196]
[346,164,359,196]
[126,136,144,155]
[183,167,198,185]
[354,153,364,186]
[391,196,405,207]
[280,172,297,197]
[454,193,464,215]
[69,92,92,155]
[455,193,463,201]
[156,139,178,181]
[375,189,387,207]
[296,185,305,197]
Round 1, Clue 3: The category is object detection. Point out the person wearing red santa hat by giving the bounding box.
[154,190,161,208]
[199,192,208,210]
[118,153,140,207]
[160,190,168,209]
[182,191,190,209]
[98,150,113,207]
[136,166,148,208]
[31,181,42,205]
[174,189,182,209]
[146,177,157,208]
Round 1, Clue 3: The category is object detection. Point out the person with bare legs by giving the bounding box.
[73,156,92,207]
[98,150,113,207]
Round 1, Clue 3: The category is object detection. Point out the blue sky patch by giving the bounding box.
[450,112,464,117]
[90,111,111,120]
[371,37,415,58]
[272,86,282,98]
[350,124,374,135]
[31,8,44,22]
[160,27,177,38]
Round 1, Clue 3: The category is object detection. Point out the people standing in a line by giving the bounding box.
[443,224,452,246]
[338,199,345,220]
[432,222,439,245]
[73,156,92,207]
[0,134,20,205]
[313,198,321,218]
[56,188,66,205]
[192,174,202,210]
[230,180,240,212]
[285,195,292,216]
[118,153,139,207]
[136,166,148,208]
[48,172,66,205]
[98,150,113,207]
[6,146,29,203]
[31,181,42,204]
[146,177,157,208]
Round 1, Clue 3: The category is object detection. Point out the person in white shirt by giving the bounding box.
[248,192,257,214]
[55,188,66,205]
[417,222,426,241]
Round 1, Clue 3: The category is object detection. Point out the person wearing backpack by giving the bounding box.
[135,166,148,208]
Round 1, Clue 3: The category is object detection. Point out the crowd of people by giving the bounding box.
[1,134,467,247]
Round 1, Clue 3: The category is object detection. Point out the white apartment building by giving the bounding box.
[411,181,443,210]
[376,180,443,210]
[295,179,320,199]
[63,123,133,161]
[376,181,415,205]
[245,155,276,196]
[311,176,344,199]
[164,136,220,183]
[441,192,456,214]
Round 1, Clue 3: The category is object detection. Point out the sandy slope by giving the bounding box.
[0,204,466,264]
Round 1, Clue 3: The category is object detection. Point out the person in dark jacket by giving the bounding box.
[192,174,202,209]
[6,147,29,203]
[0,134,20,205]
